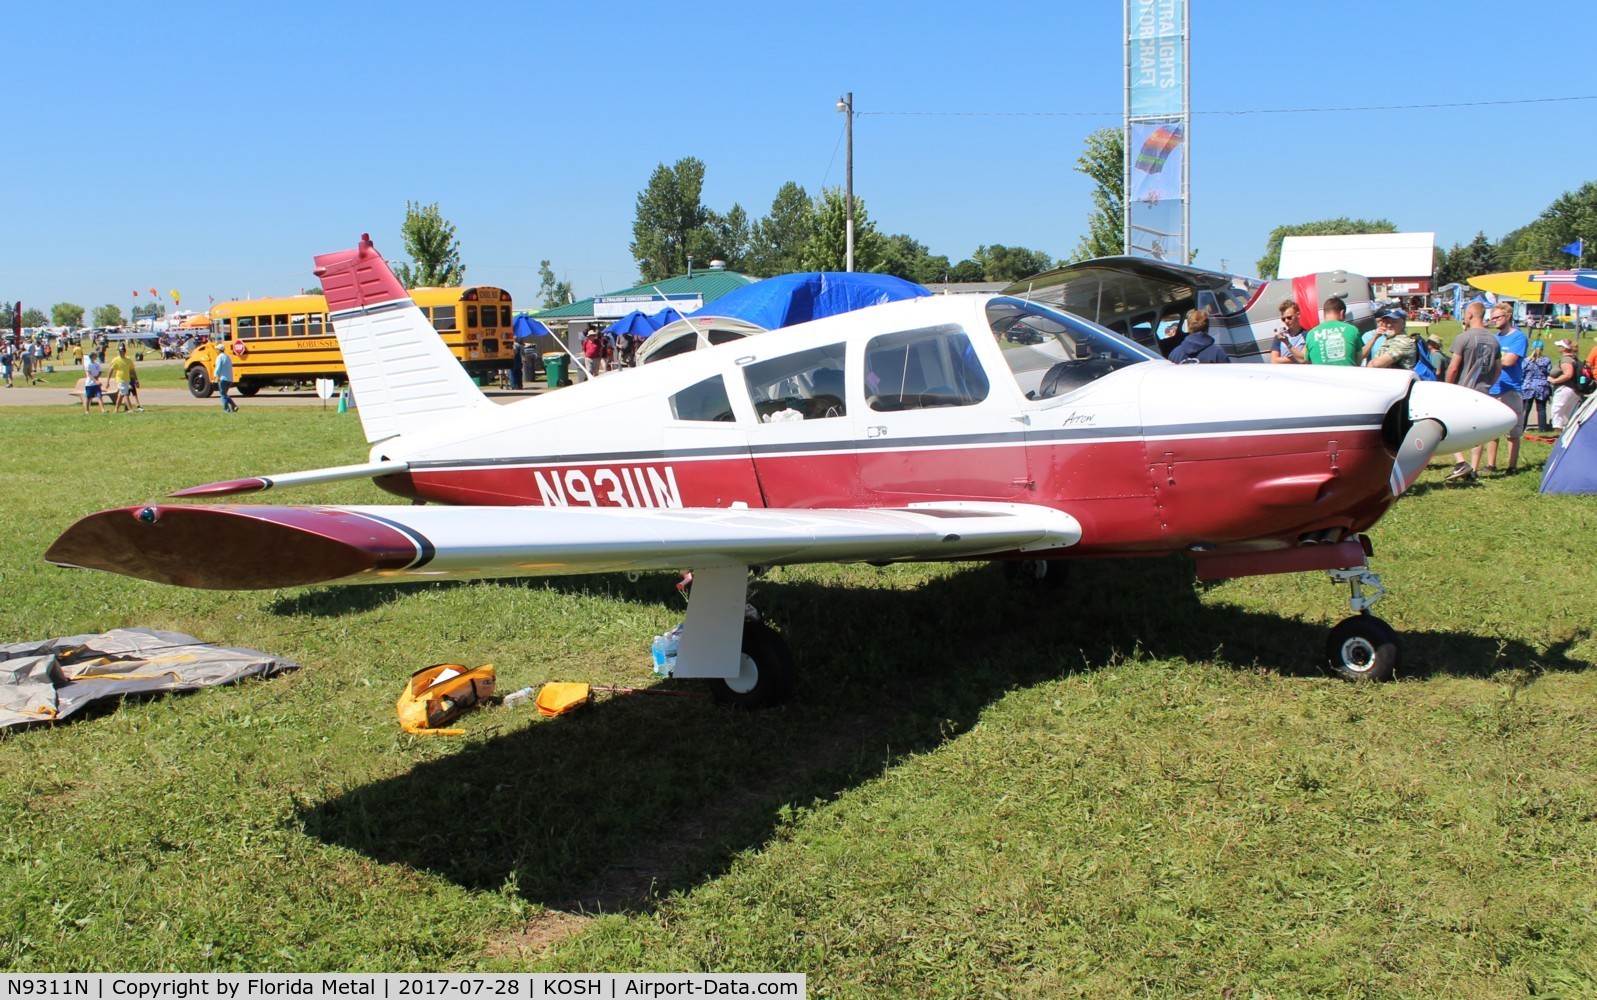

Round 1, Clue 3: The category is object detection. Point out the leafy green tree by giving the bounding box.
[131,303,165,320]
[748,182,814,277]
[22,307,47,328]
[1255,217,1396,278]
[1497,181,1597,271]
[948,259,985,282]
[707,203,754,273]
[1073,127,1125,261]
[631,158,716,282]
[538,260,573,310]
[393,201,465,288]
[801,188,882,272]
[875,233,952,284]
[92,304,125,327]
[1435,242,1467,287]
[1452,231,1500,280]
[51,302,85,327]
[973,244,1056,282]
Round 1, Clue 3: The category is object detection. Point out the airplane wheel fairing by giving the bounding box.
[1326,615,1400,682]
[1003,558,1071,589]
[186,365,214,398]
[712,620,795,709]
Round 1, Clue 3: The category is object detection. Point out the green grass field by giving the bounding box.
[1,403,1594,995]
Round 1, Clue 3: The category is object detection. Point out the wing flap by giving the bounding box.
[46,502,1081,591]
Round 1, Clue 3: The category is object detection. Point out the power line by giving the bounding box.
[857,94,1597,118]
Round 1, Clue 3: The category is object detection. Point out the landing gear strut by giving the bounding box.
[1324,564,1400,681]
[667,565,797,708]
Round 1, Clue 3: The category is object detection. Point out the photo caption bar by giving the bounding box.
[0,976,805,1000]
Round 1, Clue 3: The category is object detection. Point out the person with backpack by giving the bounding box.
[1549,339,1582,432]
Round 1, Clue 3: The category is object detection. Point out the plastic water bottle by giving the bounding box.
[502,685,536,708]
[651,624,683,676]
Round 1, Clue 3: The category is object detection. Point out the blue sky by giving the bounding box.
[7,0,1592,314]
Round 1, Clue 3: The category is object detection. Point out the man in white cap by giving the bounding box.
[1549,338,1582,432]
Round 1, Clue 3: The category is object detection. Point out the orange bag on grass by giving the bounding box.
[396,663,495,735]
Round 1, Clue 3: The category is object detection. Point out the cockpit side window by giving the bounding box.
[865,324,989,411]
[669,374,735,422]
[987,297,1159,400]
[742,343,848,422]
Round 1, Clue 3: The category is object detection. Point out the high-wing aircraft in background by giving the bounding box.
[1003,257,1377,361]
[48,237,1514,706]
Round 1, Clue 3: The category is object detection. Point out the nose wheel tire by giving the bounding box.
[1325,615,1400,682]
[711,620,796,709]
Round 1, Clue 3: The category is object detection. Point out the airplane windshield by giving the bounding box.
[986,297,1160,400]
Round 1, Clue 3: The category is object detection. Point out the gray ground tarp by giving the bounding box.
[0,628,299,729]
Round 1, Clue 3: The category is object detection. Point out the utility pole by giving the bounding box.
[837,92,854,272]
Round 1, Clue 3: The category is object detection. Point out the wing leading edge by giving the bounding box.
[45,502,1082,591]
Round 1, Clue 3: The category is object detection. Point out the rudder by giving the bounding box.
[314,234,491,445]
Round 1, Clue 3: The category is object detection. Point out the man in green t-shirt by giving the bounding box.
[1305,297,1362,366]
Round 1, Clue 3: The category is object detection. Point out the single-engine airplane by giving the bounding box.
[47,236,1515,705]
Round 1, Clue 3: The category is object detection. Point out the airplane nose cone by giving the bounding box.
[1406,380,1518,452]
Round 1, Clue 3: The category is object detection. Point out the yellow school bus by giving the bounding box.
[185,286,515,396]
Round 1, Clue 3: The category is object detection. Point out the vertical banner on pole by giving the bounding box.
[1125,0,1189,262]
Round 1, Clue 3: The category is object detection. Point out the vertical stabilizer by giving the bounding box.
[314,235,492,445]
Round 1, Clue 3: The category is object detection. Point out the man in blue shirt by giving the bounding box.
[1484,302,1527,475]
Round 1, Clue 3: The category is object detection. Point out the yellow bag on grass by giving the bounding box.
[396,663,495,735]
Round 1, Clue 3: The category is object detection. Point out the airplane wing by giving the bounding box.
[45,502,1082,591]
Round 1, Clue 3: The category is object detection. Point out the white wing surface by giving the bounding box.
[46,502,1082,591]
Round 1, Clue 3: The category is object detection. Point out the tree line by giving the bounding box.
[624,156,1061,291]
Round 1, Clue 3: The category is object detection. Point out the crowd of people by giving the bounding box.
[1169,297,1592,483]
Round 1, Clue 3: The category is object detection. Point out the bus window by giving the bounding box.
[290,314,307,337]
[309,315,324,336]
[273,314,290,338]
[215,318,233,340]
[500,305,512,327]
[467,305,479,328]
[237,316,256,339]
[431,308,455,332]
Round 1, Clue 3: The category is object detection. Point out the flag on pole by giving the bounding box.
[148,287,158,298]
[132,289,138,297]
[1560,238,1583,257]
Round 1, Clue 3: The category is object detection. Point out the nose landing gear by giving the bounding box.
[1325,564,1400,681]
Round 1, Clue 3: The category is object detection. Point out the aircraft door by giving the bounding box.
[854,323,1029,500]
[660,373,763,508]
[737,343,866,507]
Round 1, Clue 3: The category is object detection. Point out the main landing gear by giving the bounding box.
[664,565,797,709]
[1325,565,1400,681]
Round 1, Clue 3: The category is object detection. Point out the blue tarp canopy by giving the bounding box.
[649,307,684,330]
[513,315,554,341]
[688,272,930,330]
[1541,393,1597,494]
[603,310,656,338]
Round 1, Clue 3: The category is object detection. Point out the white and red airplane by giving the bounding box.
[47,236,1515,705]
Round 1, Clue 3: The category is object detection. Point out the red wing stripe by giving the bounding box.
[44,506,424,590]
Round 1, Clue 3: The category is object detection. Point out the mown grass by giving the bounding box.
[0,404,1593,995]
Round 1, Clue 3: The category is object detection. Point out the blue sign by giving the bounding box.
[1128,0,1185,119]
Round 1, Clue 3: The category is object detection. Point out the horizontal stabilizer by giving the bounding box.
[169,460,411,498]
[46,502,1082,591]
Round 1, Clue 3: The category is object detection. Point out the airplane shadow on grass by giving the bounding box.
[297,555,1589,914]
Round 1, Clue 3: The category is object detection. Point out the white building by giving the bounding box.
[1277,232,1436,297]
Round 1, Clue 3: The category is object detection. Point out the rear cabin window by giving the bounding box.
[865,325,989,411]
[500,305,512,327]
[467,305,479,328]
[743,343,847,421]
[669,375,735,422]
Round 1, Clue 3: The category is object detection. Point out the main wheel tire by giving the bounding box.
[186,365,214,398]
[711,620,796,709]
[1002,558,1072,589]
[1325,615,1400,682]
[235,379,262,397]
